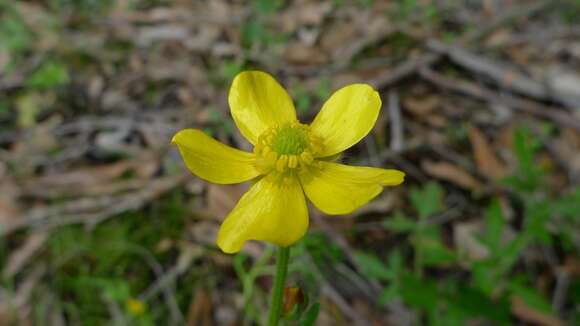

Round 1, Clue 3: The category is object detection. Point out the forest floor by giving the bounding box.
[1,1,579,325]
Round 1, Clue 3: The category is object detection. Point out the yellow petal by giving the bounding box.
[309,84,381,157]
[172,129,260,184]
[217,175,308,254]
[229,71,297,144]
[300,161,404,215]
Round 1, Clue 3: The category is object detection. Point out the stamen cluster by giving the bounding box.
[253,122,322,174]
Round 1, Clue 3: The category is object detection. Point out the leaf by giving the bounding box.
[314,77,331,101]
[101,279,131,302]
[452,285,511,323]
[400,274,439,310]
[378,285,400,305]
[383,211,416,233]
[526,202,552,245]
[420,239,456,266]
[550,187,580,217]
[299,303,320,326]
[27,61,69,89]
[469,126,507,179]
[481,199,505,253]
[509,282,553,314]
[503,128,544,192]
[421,160,483,192]
[410,181,445,219]
[0,9,34,52]
[511,295,562,326]
[252,0,284,14]
[354,251,393,281]
[387,249,403,276]
[472,261,500,295]
[499,234,530,273]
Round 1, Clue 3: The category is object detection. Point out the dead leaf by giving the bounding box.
[0,179,22,226]
[469,127,507,179]
[320,21,357,54]
[563,256,580,276]
[511,295,562,326]
[421,160,483,191]
[284,43,327,65]
[187,289,213,326]
[403,96,440,116]
[0,303,17,326]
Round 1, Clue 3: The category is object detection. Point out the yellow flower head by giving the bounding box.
[125,298,146,316]
[172,71,405,253]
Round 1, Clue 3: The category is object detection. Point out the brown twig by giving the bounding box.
[388,90,404,152]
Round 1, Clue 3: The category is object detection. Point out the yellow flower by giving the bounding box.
[126,298,146,316]
[172,71,405,254]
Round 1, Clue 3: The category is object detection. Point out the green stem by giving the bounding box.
[267,246,290,326]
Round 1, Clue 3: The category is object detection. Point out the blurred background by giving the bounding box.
[1,0,580,325]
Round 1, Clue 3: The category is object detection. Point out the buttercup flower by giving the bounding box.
[172,71,404,253]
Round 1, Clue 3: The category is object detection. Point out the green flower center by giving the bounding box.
[271,126,308,155]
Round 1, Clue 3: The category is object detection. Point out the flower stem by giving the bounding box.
[267,246,290,326]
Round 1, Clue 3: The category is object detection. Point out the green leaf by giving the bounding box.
[102,279,131,302]
[400,274,439,309]
[240,21,272,47]
[503,127,544,192]
[293,84,312,114]
[550,188,580,217]
[420,240,456,266]
[314,78,331,101]
[498,234,529,274]
[410,182,444,219]
[252,0,284,14]
[525,202,552,245]
[221,60,245,81]
[509,282,553,314]
[481,199,505,253]
[383,211,416,233]
[452,285,511,323]
[354,251,393,281]
[0,9,34,53]
[300,303,320,326]
[387,249,403,276]
[27,61,69,89]
[378,284,400,305]
[472,261,500,296]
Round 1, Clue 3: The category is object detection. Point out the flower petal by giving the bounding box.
[172,129,260,184]
[229,71,297,144]
[300,161,404,215]
[309,84,381,157]
[217,175,308,254]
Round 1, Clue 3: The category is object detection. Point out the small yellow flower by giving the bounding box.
[126,298,146,316]
[172,71,404,253]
